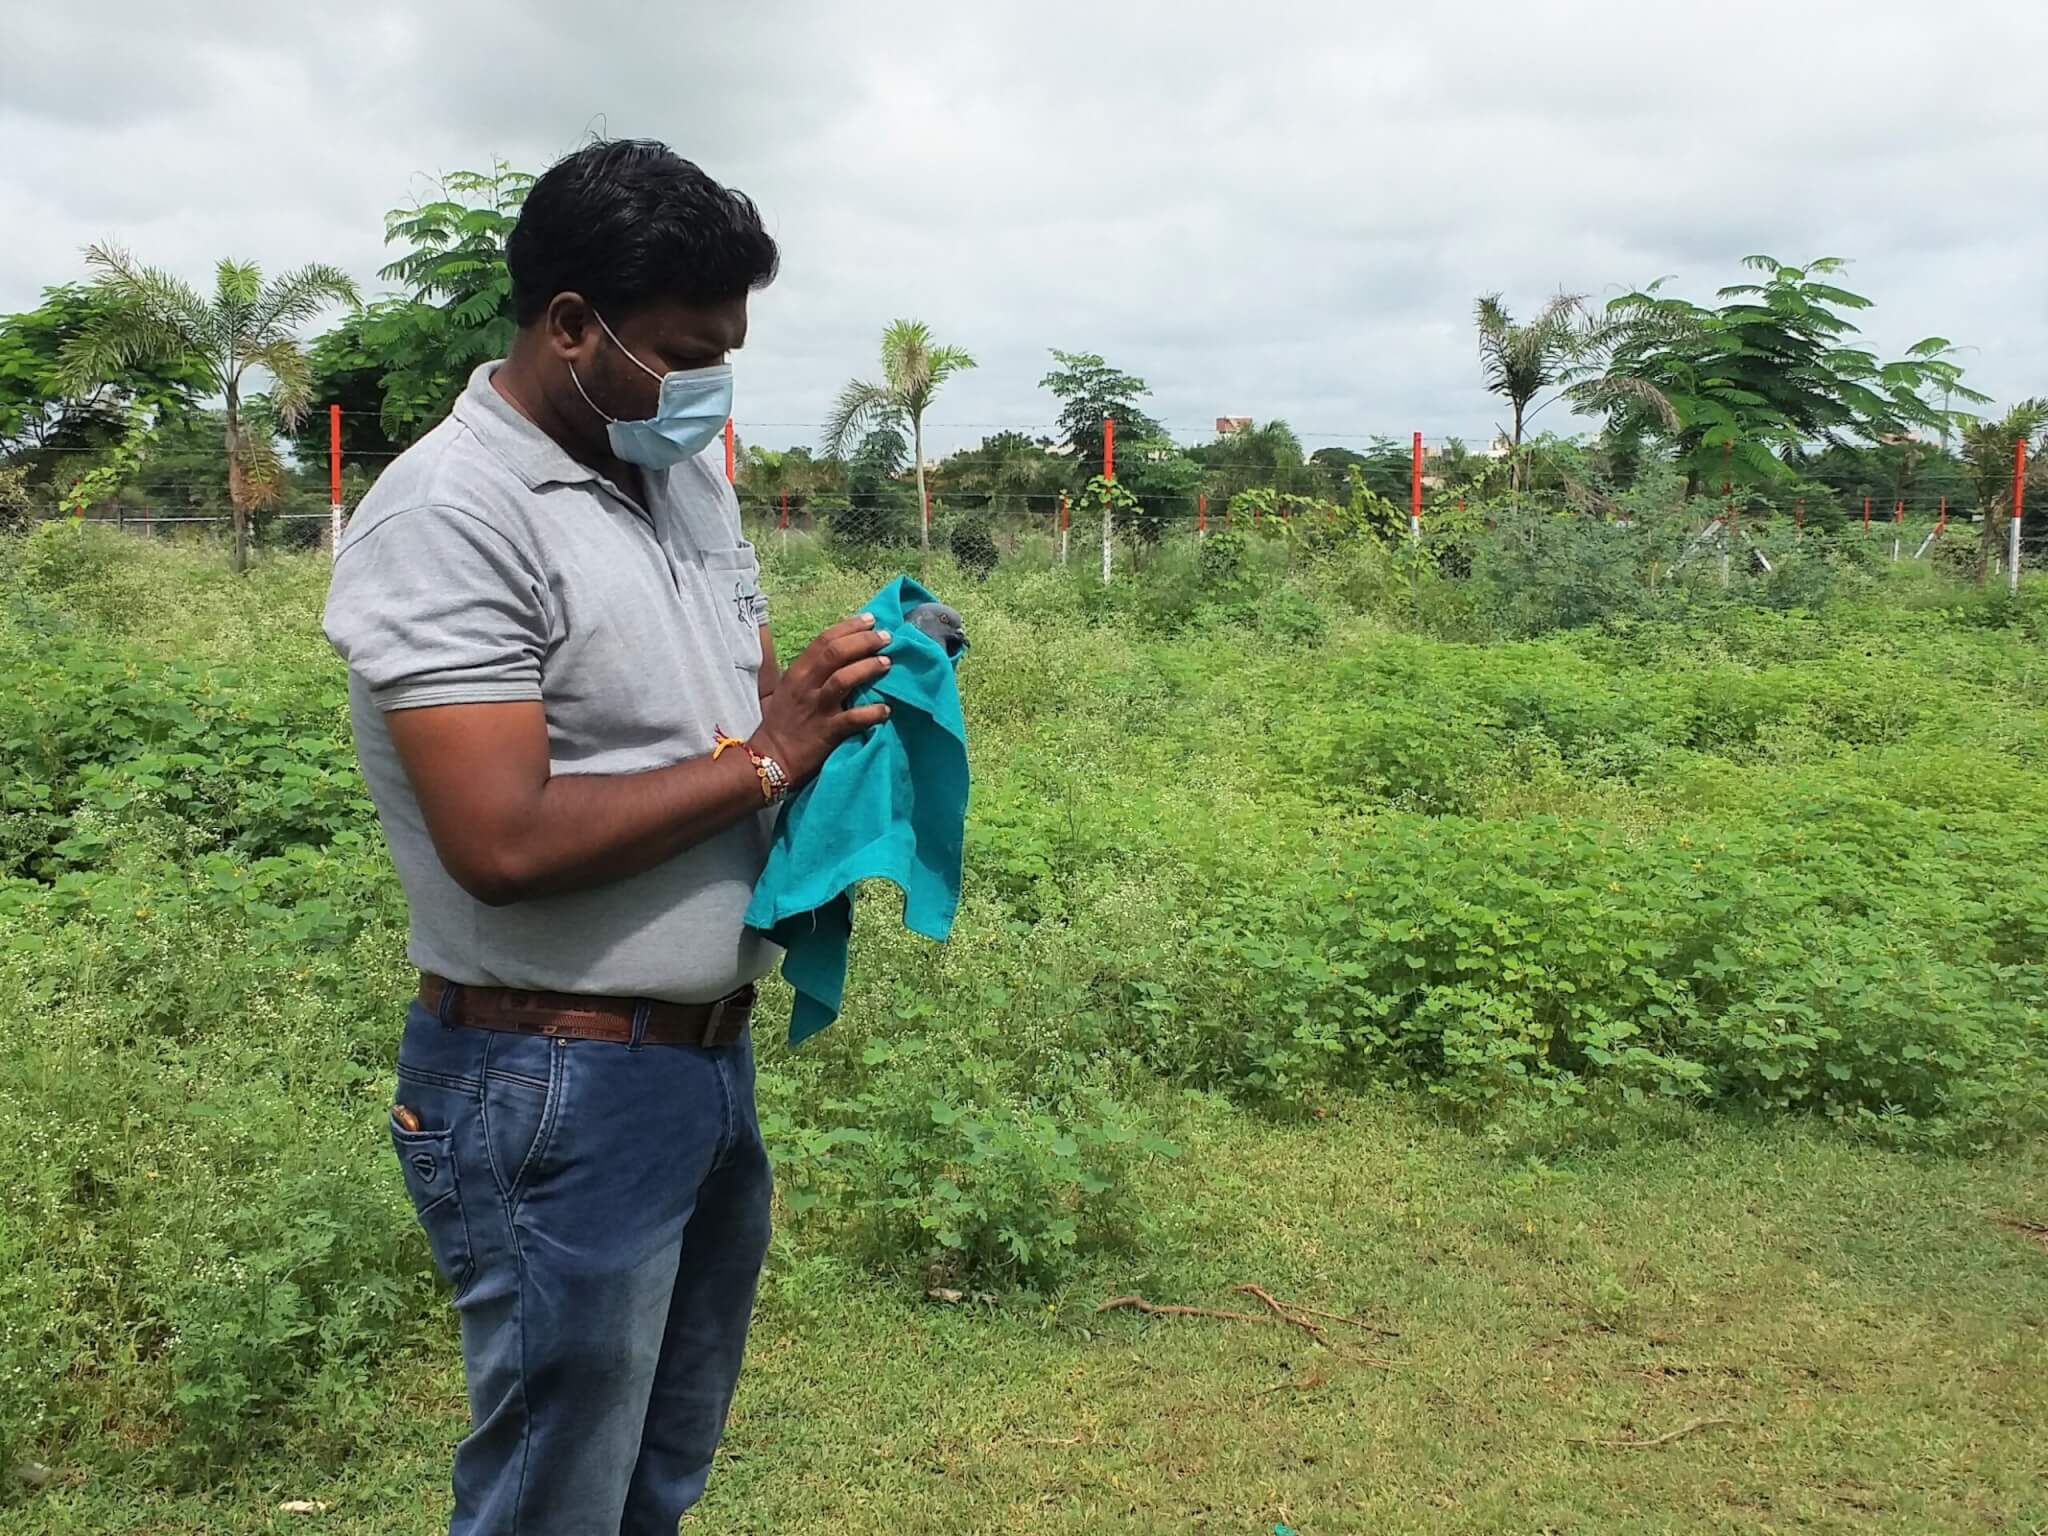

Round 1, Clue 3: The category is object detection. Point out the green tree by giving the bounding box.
[1474,291,1585,491]
[828,426,920,552]
[1959,400,2048,583]
[1116,439,1202,546]
[65,245,358,572]
[305,164,531,457]
[737,444,845,527]
[824,320,976,555]
[1570,256,1985,498]
[851,422,909,479]
[1189,419,1318,506]
[1311,438,1417,503]
[1039,350,1165,481]
[0,284,208,501]
[935,430,1069,520]
[1791,437,1970,526]
[300,310,410,466]
[1307,445,1370,500]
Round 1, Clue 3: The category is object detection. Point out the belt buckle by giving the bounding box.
[700,997,727,1048]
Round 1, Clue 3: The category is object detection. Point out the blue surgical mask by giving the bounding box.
[570,311,733,469]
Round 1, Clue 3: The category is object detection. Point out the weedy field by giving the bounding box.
[2,521,2044,1534]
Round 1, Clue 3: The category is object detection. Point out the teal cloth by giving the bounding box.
[744,576,968,1044]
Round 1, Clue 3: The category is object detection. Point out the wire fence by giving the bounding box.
[11,412,2037,587]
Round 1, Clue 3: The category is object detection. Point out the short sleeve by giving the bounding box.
[323,504,549,712]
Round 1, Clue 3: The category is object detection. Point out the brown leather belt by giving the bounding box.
[418,974,755,1048]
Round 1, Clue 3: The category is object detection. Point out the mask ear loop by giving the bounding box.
[569,309,665,426]
[594,311,664,382]
[567,360,618,425]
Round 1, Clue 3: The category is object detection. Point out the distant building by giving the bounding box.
[1215,416,1254,436]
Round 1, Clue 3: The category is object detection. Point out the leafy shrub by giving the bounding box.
[1197,526,1253,598]
[1138,799,2047,1137]
[1253,586,1328,645]
[763,1040,1176,1288]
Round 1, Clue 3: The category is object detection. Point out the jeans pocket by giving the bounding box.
[390,1112,476,1295]
[480,1046,559,1206]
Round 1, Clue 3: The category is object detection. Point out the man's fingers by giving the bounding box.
[809,628,891,677]
[815,613,877,644]
[835,702,893,735]
[825,655,891,698]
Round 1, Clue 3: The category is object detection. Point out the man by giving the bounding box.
[324,139,890,1534]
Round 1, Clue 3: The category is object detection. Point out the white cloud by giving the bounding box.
[2,0,2042,456]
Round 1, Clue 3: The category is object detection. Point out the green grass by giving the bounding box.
[18,1103,2047,1534]
[3,526,2045,1533]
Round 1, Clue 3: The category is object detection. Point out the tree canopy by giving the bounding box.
[0,284,209,493]
[306,164,530,454]
[65,245,357,570]
[1039,350,1164,481]
[823,320,975,554]
[1569,256,1987,495]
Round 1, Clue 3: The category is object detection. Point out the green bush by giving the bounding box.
[763,1030,1176,1288]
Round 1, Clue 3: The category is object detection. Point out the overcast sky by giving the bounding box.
[3,0,2043,458]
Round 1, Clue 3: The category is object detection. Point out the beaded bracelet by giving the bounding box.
[712,728,791,805]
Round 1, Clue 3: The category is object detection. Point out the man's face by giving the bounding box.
[545,292,749,455]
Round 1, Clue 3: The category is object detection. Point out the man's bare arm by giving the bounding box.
[386,701,769,906]
[387,615,890,907]
[757,623,781,701]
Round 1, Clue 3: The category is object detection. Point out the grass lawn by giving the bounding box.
[19,1100,2046,1535]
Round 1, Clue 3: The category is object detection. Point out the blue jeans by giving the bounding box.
[389,998,772,1535]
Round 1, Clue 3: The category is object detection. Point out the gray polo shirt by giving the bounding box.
[324,362,778,1004]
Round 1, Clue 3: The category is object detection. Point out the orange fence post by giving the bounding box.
[328,403,344,556]
[1409,431,1423,543]
[2011,437,2028,594]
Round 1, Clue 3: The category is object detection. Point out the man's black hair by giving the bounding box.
[507,139,779,325]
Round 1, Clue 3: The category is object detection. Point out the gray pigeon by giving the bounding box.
[905,601,967,658]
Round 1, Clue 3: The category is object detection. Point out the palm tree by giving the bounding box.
[823,320,975,555]
[65,245,358,572]
[1474,291,1585,492]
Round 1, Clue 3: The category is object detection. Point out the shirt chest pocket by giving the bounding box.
[699,545,765,677]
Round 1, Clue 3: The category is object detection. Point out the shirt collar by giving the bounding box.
[451,361,601,492]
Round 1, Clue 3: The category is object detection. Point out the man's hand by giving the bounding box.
[750,613,893,785]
